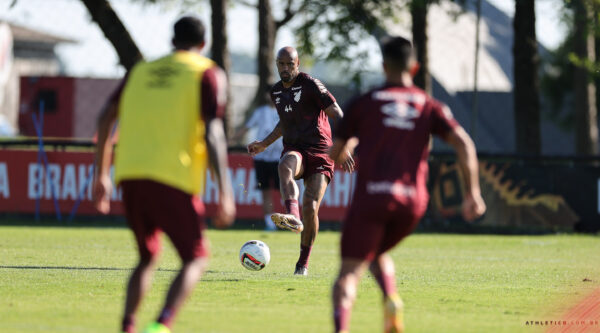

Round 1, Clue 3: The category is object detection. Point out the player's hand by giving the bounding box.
[247,140,266,156]
[341,150,355,173]
[461,193,486,222]
[213,192,236,228]
[92,174,112,215]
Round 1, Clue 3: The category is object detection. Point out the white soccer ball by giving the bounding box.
[239,240,270,271]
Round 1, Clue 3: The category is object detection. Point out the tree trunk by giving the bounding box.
[513,0,541,155]
[410,0,431,94]
[253,0,276,109]
[80,0,143,71]
[210,0,233,137]
[573,0,599,155]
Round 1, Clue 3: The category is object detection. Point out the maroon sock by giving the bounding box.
[284,199,300,219]
[157,307,176,328]
[296,244,312,268]
[121,315,135,333]
[333,306,351,332]
[373,270,397,297]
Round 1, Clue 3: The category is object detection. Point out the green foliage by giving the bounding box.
[294,0,407,87]
[1,222,599,332]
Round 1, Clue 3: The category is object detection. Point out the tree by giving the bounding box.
[237,0,305,111]
[513,0,541,155]
[573,0,598,155]
[410,0,432,93]
[80,0,143,71]
[210,0,233,135]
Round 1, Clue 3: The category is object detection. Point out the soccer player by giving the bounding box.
[233,88,282,231]
[247,46,354,275]
[92,16,235,333]
[329,36,486,333]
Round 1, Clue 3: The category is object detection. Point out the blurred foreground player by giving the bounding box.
[329,36,486,333]
[93,16,235,333]
[247,46,354,275]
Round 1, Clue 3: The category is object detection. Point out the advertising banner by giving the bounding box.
[0,150,355,221]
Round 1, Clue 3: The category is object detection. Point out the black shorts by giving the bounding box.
[254,160,280,190]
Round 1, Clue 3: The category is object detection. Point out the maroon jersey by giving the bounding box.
[270,72,336,153]
[337,84,458,209]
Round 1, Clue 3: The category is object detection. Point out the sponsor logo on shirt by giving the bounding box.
[293,90,302,102]
[316,166,324,170]
[366,181,416,197]
[273,91,282,95]
[291,86,302,91]
[381,101,420,130]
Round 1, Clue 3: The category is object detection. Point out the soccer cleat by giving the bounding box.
[294,264,308,276]
[142,322,171,333]
[271,213,304,233]
[384,294,404,333]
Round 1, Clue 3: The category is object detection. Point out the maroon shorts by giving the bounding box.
[341,195,425,261]
[121,180,209,261]
[282,147,335,182]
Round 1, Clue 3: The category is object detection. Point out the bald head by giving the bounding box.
[277,46,299,61]
[276,46,300,84]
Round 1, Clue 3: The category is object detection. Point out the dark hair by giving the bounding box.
[380,36,413,71]
[173,16,205,46]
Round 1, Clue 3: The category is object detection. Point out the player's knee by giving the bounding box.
[278,162,293,178]
[302,199,318,216]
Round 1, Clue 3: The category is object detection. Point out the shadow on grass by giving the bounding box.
[0,265,178,272]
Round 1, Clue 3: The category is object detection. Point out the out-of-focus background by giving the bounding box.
[0,0,598,233]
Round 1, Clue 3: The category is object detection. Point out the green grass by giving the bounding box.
[0,222,599,333]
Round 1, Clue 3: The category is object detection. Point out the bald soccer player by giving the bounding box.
[93,16,235,333]
[247,46,354,276]
[329,36,486,333]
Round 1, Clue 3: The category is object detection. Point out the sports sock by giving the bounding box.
[264,214,276,230]
[296,244,312,268]
[373,270,397,297]
[157,307,176,329]
[284,199,300,220]
[121,315,135,333]
[333,306,351,332]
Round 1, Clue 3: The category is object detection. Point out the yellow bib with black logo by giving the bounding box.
[114,51,215,195]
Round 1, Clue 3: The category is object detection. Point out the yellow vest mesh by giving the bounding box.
[114,51,215,195]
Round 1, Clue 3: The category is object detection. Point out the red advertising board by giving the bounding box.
[0,149,353,221]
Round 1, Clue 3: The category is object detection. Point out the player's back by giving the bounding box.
[341,84,457,206]
[115,51,216,195]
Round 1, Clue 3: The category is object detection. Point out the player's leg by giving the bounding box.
[255,160,276,230]
[120,180,162,333]
[370,208,423,333]
[370,254,404,333]
[271,151,304,232]
[294,173,328,275]
[143,184,210,332]
[332,258,370,333]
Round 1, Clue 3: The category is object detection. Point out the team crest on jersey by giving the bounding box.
[275,97,281,104]
[293,90,302,102]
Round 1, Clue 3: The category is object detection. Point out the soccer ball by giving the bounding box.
[239,240,270,271]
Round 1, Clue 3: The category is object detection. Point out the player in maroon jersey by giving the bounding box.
[248,46,354,276]
[329,36,486,333]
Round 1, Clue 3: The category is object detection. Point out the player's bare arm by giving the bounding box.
[92,99,118,214]
[325,103,355,173]
[444,126,486,221]
[247,122,282,156]
[206,117,236,228]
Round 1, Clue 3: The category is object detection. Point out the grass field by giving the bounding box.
[0,221,599,333]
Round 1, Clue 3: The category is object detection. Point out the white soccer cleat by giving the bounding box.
[270,213,304,233]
